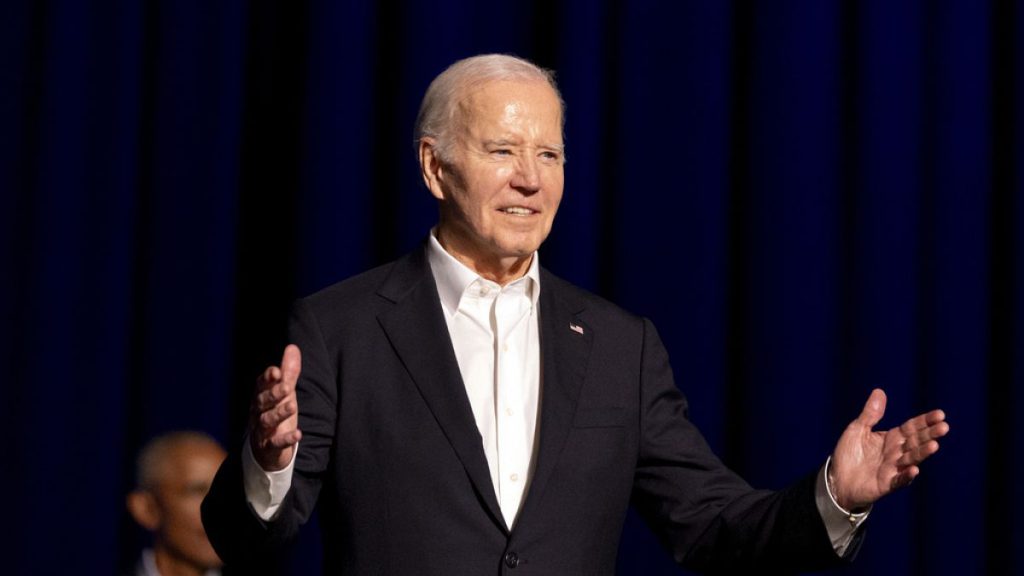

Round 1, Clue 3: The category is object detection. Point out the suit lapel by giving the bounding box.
[517,270,593,527]
[375,247,508,532]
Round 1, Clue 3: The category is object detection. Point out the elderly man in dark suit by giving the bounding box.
[202,54,949,575]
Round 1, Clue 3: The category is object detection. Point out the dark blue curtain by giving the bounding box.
[3,1,1020,574]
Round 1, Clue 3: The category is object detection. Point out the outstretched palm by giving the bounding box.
[829,389,949,511]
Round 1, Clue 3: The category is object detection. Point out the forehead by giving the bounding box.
[158,441,225,482]
[455,79,563,137]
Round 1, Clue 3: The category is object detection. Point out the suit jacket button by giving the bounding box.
[504,551,520,568]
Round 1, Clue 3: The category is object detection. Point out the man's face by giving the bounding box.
[425,79,564,277]
[150,440,226,570]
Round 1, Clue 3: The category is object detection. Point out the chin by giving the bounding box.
[496,245,539,260]
[189,544,224,568]
[196,552,224,569]
[494,234,545,256]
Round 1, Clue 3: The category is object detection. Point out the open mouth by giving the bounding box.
[499,207,536,215]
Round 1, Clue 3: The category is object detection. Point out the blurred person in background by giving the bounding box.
[127,431,226,576]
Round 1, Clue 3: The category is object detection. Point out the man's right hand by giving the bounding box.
[250,344,303,471]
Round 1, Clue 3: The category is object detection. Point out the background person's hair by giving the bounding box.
[135,431,220,490]
[414,53,565,164]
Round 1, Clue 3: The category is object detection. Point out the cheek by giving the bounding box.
[460,175,506,214]
[475,166,514,198]
[545,176,564,209]
[168,497,205,531]
[551,180,564,201]
[494,165,515,181]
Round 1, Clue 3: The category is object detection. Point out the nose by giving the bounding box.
[510,155,541,194]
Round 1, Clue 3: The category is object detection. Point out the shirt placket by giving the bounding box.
[494,285,532,526]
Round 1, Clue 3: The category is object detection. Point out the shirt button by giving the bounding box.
[510,473,519,482]
[480,285,490,295]
[502,343,509,352]
[504,551,520,568]
[505,407,514,417]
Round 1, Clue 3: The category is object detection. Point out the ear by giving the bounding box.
[418,138,447,201]
[126,490,162,531]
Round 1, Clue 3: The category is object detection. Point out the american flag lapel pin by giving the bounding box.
[569,322,584,335]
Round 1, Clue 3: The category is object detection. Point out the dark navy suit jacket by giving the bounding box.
[202,242,850,575]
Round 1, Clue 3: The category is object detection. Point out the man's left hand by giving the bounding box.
[829,388,949,511]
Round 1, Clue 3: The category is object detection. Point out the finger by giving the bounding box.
[882,436,908,462]
[857,388,887,428]
[281,344,302,385]
[258,399,298,430]
[257,365,283,389]
[889,466,919,491]
[256,399,297,432]
[898,413,950,448]
[255,429,301,454]
[255,379,297,411]
[907,409,947,431]
[910,420,949,447]
[267,428,302,449]
[898,439,940,467]
[255,387,276,412]
[897,410,938,438]
[925,409,946,426]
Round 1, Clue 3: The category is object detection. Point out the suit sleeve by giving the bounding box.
[202,297,338,564]
[630,318,847,574]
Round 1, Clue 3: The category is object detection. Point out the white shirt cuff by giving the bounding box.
[815,456,870,557]
[241,436,297,521]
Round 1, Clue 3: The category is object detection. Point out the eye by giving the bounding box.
[540,150,562,162]
[492,148,512,156]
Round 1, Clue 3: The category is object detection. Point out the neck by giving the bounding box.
[435,227,533,286]
[153,546,207,576]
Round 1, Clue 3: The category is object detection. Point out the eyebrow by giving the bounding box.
[483,139,566,153]
[483,139,518,148]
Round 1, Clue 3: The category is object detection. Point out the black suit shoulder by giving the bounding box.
[298,259,397,316]
[291,247,435,345]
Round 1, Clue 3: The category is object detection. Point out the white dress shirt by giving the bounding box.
[241,235,866,554]
[426,233,541,527]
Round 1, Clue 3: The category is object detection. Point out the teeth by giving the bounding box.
[502,207,533,215]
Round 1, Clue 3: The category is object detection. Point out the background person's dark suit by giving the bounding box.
[202,242,851,574]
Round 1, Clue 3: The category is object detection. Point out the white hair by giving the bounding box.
[414,54,565,163]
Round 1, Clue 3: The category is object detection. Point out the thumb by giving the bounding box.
[857,388,886,428]
[281,344,302,383]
